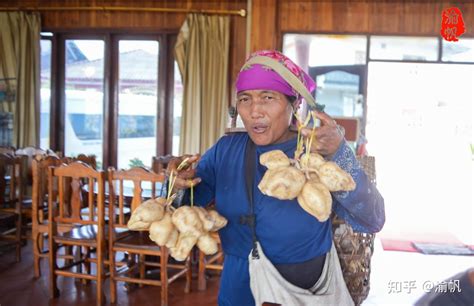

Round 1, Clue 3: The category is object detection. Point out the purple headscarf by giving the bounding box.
[235,50,316,107]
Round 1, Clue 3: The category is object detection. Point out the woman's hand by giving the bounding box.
[166,154,201,190]
[301,111,344,157]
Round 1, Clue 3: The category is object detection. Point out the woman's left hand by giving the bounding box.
[301,111,344,157]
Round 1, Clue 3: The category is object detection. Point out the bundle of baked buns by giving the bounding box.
[127,198,227,261]
[258,149,355,222]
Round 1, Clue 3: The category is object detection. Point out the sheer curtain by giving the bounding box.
[175,13,230,154]
[0,12,41,148]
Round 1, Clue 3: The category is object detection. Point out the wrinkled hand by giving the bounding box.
[166,154,201,190]
[301,111,344,157]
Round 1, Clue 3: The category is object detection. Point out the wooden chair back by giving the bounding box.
[15,147,58,184]
[48,160,105,226]
[32,155,63,224]
[31,155,64,277]
[151,155,175,174]
[0,146,15,154]
[0,153,24,210]
[0,153,23,262]
[75,154,97,170]
[107,166,166,230]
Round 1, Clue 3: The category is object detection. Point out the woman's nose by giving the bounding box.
[250,102,264,119]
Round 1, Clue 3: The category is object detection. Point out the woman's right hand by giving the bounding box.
[166,154,201,190]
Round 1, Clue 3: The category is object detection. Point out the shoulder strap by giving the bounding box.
[241,137,259,259]
[244,138,256,208]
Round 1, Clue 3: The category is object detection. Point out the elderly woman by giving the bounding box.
[171,50,385,306]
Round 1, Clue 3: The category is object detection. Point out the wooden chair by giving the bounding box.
[31,155,64,278]
[15,147,58,239]
[75,154,97,170]
[0,153,22,262]
[15,147,59,184]
[0,146,16,154]
[151,155,175,174]
[48,161,107,305]
[108,166,192,306]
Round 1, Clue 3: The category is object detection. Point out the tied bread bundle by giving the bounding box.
[127,197,227,261]
[127,157,228,261]
[258,111,356,222]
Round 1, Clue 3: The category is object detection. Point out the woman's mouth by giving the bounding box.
[252,124,268,134]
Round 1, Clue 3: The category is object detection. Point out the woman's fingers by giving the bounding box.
[173,177,202,190]
[172,168,197,180]
[167,156,186,173]
[313,111,337,127]
[168,154,200,172]
[301,121,343,157]
[167,154,202,190]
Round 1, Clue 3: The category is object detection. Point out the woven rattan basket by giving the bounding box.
[331,156,377,306]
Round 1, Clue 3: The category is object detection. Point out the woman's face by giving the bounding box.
[236,90,294,146]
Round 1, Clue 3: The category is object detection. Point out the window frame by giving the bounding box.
[281,32,474,135]
[43,31,178,169]
[39,34,55,149]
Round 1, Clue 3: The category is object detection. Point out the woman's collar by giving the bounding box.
[255,132,298,154]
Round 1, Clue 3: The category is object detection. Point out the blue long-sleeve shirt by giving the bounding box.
[192,132,385,305]
[194,132,385,260]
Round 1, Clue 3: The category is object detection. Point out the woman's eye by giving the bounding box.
[238,97,250,104]
[263,95,274,102]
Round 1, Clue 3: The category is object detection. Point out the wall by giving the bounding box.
[0,0,248,91]
[2,0,472,93]
[251,0,474,51]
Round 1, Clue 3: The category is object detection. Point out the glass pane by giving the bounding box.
[442,38,474,62]
[173,61,183,155]
[370,36,438,61]
[315,71,363,117]
[40,39,52,149]
[64,40,104,168]
[117,40,159,169]
[283,34,367,67]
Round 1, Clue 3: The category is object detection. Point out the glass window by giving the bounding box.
[173,61,183,155]
[69,114,102,140]
[64,39,105,166]
[283,34,367,67]
[40,39,52,149]
[314,70,363,117]
[118,115,156,138]
[442,38,474,62]
[370,36,438,61]
[117,40,158,169]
